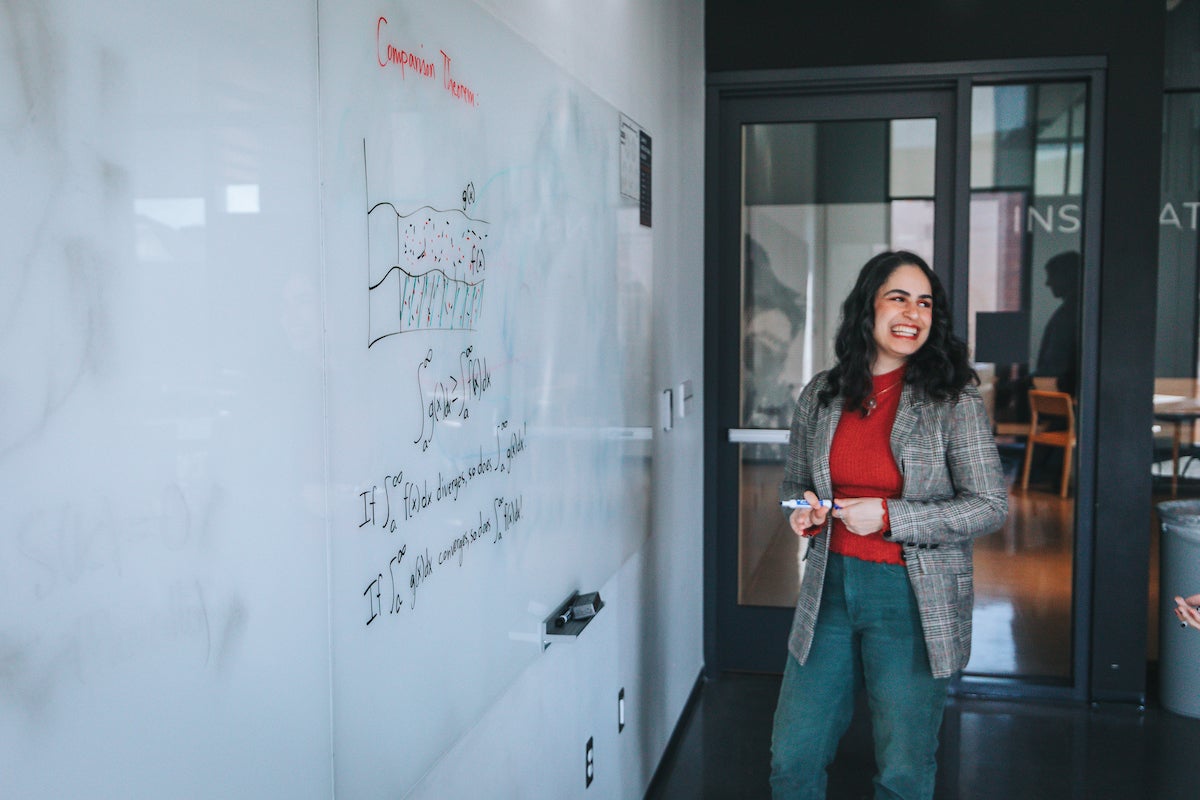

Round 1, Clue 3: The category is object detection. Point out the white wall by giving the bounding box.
[407,2,707,798]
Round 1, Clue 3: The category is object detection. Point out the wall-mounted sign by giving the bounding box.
[620,114,651,228]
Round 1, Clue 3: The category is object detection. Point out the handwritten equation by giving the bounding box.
[414,345,493,451]
[362,492,524,624]
[358,418,528,625]
[359,419,524,532]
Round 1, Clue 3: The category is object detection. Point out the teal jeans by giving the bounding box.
[770,553,951,800]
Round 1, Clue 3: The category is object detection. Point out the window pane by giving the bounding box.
[1156,93,1200,380]
[971,86,997,188]
[890,118,936,197]
[1068,143,1085,196]
[738,118,936,607]
[968,81,1086,681]
[1035,143,1068,196]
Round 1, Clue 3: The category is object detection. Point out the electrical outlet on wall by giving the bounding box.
[585,736,594,787]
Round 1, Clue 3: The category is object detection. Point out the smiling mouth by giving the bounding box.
[891,325,920,339]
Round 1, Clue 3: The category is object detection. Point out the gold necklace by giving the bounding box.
[864,377,903,416]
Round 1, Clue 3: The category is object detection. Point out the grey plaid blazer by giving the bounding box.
[780,370,1008,679]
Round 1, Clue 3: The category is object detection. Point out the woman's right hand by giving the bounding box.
[1175,593,1200,631]
[788,490,829,536]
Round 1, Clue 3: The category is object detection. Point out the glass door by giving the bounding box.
[713,89,956,672]
[966,81,1090,683]
[711,76,1099,694]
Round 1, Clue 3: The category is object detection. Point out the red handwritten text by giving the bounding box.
[376,17,436,80]
[440,51,477,107]
[374,18,478,108]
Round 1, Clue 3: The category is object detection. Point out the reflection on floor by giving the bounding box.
[742,454,1174,679]
[645,671,1200,800]
[742,461,1084,679]
[970,483,1073,677]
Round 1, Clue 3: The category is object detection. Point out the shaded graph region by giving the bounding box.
[368,203,488,346]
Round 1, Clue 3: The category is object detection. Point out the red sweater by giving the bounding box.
[828,367,905,565]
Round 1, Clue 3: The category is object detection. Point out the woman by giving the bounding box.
[770,251,1008,800]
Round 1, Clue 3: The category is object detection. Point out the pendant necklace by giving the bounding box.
[864,377,903,417]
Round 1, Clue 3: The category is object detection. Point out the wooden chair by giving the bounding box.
[1019,389,1076,498]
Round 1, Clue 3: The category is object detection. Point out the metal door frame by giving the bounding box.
[704,57,1106,702]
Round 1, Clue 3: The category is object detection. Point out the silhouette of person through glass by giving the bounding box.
[743,235,804,430]
[1034,250,1080,396]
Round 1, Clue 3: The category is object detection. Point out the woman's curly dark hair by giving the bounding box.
[818,251,977,412]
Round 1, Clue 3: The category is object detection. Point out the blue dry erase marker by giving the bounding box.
[780,499,836,510]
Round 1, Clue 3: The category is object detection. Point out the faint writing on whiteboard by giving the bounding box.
[367,202,487,346]
[414,345,493,451]
[375,17,479,106]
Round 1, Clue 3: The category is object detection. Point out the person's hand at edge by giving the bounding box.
[1174,593,1200,630]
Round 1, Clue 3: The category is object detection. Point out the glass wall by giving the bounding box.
[728,81,1097,681]
[1152,93,1200,512]
[737,118,936,607]
[1152,1,1200,661]
[967,82,1087,679]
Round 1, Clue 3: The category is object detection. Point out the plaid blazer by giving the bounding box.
[780,370,1008,679]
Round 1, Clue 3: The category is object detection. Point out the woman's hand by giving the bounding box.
[788,490,829,536]
[1174,594,1200,631]
[831,497,886,536]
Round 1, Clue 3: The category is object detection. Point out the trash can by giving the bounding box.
[1157,499,1200,718]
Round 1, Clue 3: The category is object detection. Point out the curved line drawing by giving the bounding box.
[367,264,484,293]
[367,200,489,346]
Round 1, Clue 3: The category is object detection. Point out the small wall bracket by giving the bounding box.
[542,591,604,648]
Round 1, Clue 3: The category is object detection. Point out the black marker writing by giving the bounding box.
[361,495,529,625]
[409,548,434,608]
[388,546,408,613]
[403,477,432,520]
[500,421,527,473]
[356,424,528,534]
[492,493,524,543]
[437,510,491,567]
[413,345,493,451]
[364,574,382,626]
[360,476,401,532]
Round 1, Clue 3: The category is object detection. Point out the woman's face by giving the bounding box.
[871,264,933,373]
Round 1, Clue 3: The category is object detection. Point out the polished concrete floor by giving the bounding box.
[645,670,1200,799]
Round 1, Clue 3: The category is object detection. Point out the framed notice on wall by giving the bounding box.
[639,129,652,227]
[620,114,640,201]
[620,113,651,227]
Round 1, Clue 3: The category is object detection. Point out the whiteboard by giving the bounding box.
[0,1,331,797]
[318,1,652,794]
[0,0,652,797]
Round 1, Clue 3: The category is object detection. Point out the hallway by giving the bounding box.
[673,462,1198,798]
[645,670,1200,799]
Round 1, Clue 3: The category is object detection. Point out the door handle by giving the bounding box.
[727,428,790,444]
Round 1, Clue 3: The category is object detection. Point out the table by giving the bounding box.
[1153,394,1200,496]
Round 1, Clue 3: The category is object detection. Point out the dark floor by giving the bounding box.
[645,670,1200,799]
